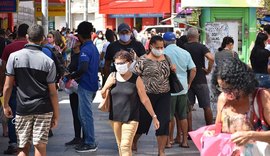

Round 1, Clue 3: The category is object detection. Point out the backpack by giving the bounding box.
[44,45,66,82]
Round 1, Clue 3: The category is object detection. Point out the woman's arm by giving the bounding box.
[215,93,226,124]
[100,73,115,98]
[232,89,270,145]
[136,76,159,130]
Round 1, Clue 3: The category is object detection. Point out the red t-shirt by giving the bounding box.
[1,40,28,62]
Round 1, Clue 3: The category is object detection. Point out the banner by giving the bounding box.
[0,0,17,13]
[182,0,264,8]
[35,3,65,16]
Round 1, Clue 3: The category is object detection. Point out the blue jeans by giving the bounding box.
[77,86,96,145]
[255,73,270,89]
[8,87,17,144]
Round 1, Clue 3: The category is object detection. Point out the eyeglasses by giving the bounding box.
[216,85,234,93]
[114,61,127,65]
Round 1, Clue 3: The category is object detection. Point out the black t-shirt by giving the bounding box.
[68,50,80,73]
[184,42,210,84]
[105,39,146,61]
[250,47,270,74]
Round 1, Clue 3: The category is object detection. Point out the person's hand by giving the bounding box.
[51,115,59,129]
[152,116,160,130]
[231,131,253,146]
[100,89,107,99]
[202,67,211,75]
[171,64,176,72]
[3,106,13,118]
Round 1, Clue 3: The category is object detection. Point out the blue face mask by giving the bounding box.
[119,34,131,42]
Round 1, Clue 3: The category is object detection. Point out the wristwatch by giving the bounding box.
[152,114,157,118]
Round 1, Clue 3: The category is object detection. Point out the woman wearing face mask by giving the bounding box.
[64,38,83,146]
[101,50,159,156]
[250,32,270,88]
[132,35,174,156]
[94,31,105,55]
[215,36,239,66]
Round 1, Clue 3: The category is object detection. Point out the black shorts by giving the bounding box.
[136,92,170,136]
[188,84,210,108]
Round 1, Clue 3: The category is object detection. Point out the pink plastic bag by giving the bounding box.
[189,124,236,156]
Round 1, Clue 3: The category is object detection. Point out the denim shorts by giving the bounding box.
[255,73,270,89]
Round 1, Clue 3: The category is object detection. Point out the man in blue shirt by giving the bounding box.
[67,21,99,152]
[163,32,196,148]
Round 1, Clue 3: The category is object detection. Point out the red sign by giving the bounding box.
[35,0,65,3]
[99,0,171,14]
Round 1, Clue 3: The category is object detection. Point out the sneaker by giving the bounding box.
[3,145,17,155]
[65,138,82,146]
[75,143,98,153]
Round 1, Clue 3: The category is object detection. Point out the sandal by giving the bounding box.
[180,144,190,148]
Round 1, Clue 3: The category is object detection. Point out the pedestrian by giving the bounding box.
[250,32,270,88]
[183,28,214,133]
[215,36,238,66]
[104,23,146,80]
[3,24,59,156]
[64,38,83,146]
[0,23,29,155]
[100,29,116,86]
[163,32,196,148]
[132,35,174,156]
[212,57,270,147]
[65,21,99,152]
[101,50,159,156]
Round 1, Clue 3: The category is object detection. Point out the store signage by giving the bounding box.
[100,0,170,14]
[109,14,163,18]
[0,0,17,13]
[182,0,264,8]
[35,0,65,17]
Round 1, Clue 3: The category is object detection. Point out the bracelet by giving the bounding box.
[152,114,157,118]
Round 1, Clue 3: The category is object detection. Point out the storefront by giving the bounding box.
[0,0,17,30]
[99,0,174,31]
[181,0,263,63]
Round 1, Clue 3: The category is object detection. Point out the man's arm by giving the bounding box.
[48,83,59,128]
[204,52,214,75]
[188,67,196,88]
[3,75,14,118]
[68,62,88,79]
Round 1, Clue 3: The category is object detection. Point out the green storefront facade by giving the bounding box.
[181,0,263,63]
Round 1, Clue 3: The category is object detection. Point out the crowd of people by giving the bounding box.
[0,21,270,156]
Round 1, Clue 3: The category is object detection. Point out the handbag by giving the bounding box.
[98,72,116,112]
[164,54,184,93]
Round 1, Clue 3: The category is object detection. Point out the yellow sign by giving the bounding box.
[182,0,264,8]
[35,3,65,16]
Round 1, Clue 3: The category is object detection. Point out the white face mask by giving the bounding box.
[115,63,129,74]
[151,48,163,57]
[119,34,131,42]
[98,34,103,38]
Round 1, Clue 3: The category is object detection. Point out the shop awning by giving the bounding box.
[181,0,264,8]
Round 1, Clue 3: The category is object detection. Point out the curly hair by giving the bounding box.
[212,57,258,97]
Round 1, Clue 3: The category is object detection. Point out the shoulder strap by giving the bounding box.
[164,54,171,66]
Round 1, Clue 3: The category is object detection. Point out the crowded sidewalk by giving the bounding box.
[0,90,204,156]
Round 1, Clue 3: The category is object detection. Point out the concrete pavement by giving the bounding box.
[0,90,207,156]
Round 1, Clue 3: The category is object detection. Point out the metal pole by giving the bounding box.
[68,0,71,29]
[65,0,70,28]
[83,0,88,21]
[42,0,48,35]
[171,0,175,25]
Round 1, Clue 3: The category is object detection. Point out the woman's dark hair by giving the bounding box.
[253,32,268,49]
[218,36,234,51]
[113,50,133,62]
[48,30,64,48]
[105,28,115,43]
[212,57,258,97]
[176,35,188,49]
[149,35,164,51]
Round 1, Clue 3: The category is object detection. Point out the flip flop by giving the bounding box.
[180,144,190,148]
[165,144,172,148]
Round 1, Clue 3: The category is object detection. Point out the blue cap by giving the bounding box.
[163,32,176,41]
[118,23,131,33]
